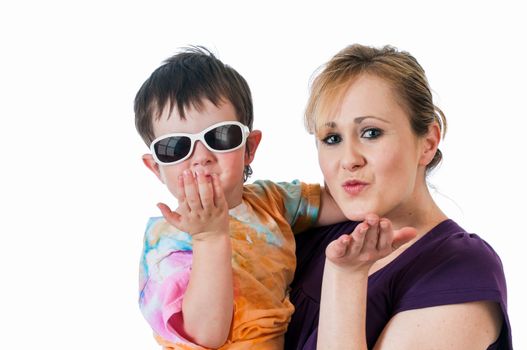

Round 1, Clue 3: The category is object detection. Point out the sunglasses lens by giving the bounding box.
[153,136,191,164]
[204,124,244,151]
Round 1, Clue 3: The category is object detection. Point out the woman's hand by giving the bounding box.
[318,215,417,350]
[325,214,417,272]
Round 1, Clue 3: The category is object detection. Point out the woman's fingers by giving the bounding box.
[326,216,418,269]
[326,234,351,259]
[377,218,394,252]
[392,226,417,249]
[350,223,367,256]
[362,214,380,253]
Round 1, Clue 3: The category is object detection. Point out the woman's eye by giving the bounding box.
[361,128,383,139]
[322,134,342,145]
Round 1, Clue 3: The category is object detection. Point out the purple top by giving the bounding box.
[285,219,512,349]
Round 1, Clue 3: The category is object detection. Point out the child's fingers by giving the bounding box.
[377,218,394,251]
[175,174,192,214]
[211,174,226,208]
[196,170,214,211]
[175,174,186,203]
[183,170,202,211]
[362,214,380,252]
[157,202,181,226]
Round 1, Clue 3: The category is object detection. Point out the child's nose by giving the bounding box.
[190,140,214,166]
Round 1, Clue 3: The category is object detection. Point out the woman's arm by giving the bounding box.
[317,215,416,349]
[320,274,502,350]
[373,301,502,350]
[318,215,503,350]
[318,258,369,349]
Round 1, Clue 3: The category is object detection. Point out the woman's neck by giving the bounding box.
[386,182,448,240]
[369,188,447,276]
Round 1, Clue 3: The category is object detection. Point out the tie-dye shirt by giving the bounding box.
[139,180,320,349]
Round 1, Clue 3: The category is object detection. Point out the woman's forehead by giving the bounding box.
[313,76,402,127]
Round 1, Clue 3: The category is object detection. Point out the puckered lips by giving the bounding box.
[190,167,213,180]
[342,179,368,196]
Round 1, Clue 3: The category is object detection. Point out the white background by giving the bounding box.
[1,1,525,348]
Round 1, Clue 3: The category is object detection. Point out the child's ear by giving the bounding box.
[142,154,166,184]
[244,130,262,166]
[419,123,441,166]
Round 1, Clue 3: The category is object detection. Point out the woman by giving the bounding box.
[284,44,512,349]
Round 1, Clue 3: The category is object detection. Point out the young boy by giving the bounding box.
[135,47,343,349]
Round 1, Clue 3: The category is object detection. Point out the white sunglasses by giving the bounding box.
[150,121,250,165]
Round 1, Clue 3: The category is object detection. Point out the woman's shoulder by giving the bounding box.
[384,219,507,310]
[414,219,504,272]
[385,219,512,350]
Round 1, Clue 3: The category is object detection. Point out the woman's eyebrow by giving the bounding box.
[322,121,337,129]
[322,116,389,129]
[354,115,390,124]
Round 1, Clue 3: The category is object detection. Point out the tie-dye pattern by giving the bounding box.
[139,180,320,349]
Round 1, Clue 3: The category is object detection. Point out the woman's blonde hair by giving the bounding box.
[305,44,447,172]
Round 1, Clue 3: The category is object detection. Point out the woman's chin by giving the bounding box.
[342,210,369,222]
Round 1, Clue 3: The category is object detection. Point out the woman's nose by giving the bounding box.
[340,145,365,171]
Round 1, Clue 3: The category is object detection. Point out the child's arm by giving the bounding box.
[317,215,416,349]
[316,186,347,226]
[158,170,233,349]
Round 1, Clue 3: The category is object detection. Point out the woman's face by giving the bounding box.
[316,74,429,221]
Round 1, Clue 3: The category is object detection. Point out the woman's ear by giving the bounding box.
[244,130,262,166]
[142,154,166,184]
[419,123,441,166]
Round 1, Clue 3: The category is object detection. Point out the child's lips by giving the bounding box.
[192,168,213,178]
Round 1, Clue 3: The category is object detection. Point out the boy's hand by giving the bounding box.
[157,169,230,241]
[325,214,417,273]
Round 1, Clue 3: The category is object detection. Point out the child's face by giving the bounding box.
[143,99,260,208]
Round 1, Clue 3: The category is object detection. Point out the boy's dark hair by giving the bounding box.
[135,46,254,180]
